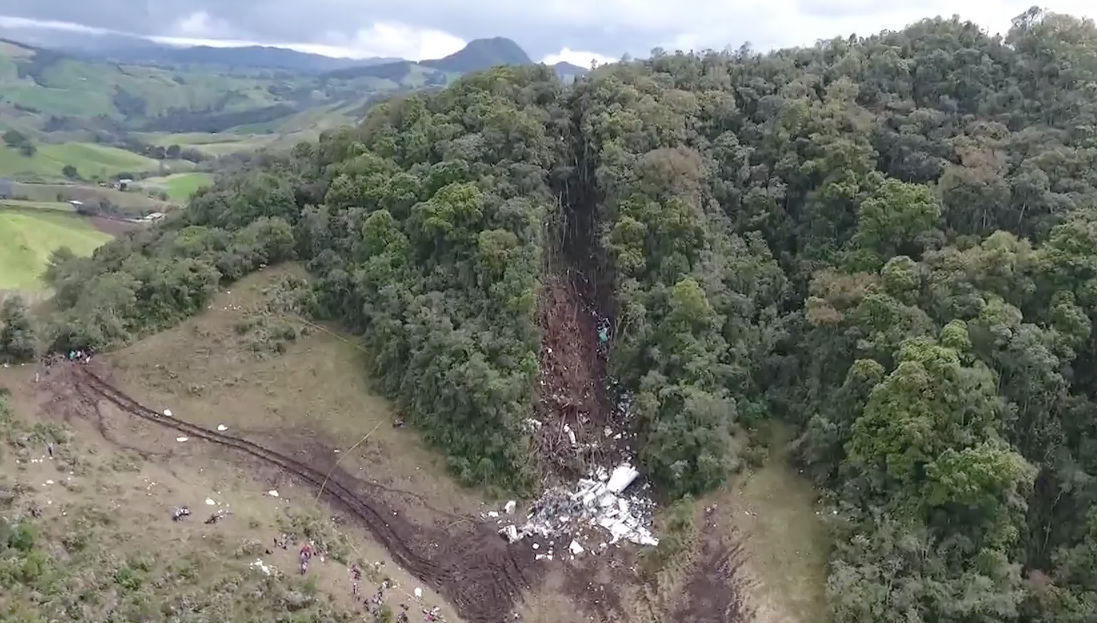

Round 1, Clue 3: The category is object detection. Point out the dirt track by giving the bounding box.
[61,363,536,623]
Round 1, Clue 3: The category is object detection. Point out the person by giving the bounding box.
[298,541,313,574]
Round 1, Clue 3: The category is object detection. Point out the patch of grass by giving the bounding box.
[720,424,830,622]
[0,199,73,212]
[0,208,113,292]
[641,494,696,580]
[0,142,162,181]
[136,172,213,202]
[141,132,275,157]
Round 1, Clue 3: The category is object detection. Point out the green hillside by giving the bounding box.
[0,208,112,292]
[0,142,166,180]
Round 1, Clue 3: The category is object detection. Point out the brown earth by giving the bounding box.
[533,271,620,479]
[87,214,142,235]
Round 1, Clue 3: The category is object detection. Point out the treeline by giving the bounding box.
[40,7,1097,621]
[139,104,297,133]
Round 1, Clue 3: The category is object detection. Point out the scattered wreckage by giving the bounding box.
[498,463,658,551]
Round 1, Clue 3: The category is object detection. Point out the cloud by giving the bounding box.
[0,14,113,35]
[2,0,1097,62]
[541,48,616,68]
[326,22,466,60]
[173,11,236,39]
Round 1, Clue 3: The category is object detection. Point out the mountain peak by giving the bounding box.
[420,37,532,73]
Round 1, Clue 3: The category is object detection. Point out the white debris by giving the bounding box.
[250,559,274,575]
[487,511,499,518]
[176,436,188,442]
[504,500,516,515]
[217,424,228,431]
[414,587,423,599]
[205,498,216,506]
[499,524,519,542]
[267,490,279,497]
[563,424,577,446]
[523,418,543,432]
[163,409,173,417]
[499,462,658,548]
[569,540,585,556]
[532,543,539,550]
[43,480,54,486]
[606,464,639,494]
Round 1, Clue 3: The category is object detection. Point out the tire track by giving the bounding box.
[68,365,532,622]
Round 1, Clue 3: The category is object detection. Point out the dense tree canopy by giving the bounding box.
[42,8,1097,621]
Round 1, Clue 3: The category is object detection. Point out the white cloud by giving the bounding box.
[541,48,615,67]
[174,11,233,38]
[155,21,467,60]
[0,14,112,35]
[340,22,466,60]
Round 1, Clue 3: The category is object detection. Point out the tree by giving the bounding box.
[848,179,941,268]
[2,129,27,148]
[61,165,78,179]
[0,296,36,363]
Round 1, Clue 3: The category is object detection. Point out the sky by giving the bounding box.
[1,1,1095,65]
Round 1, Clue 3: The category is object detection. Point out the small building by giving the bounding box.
[115,178,133,191]
[0,178,12,198]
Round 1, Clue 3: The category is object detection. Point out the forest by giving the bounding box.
[29,8,1097,622]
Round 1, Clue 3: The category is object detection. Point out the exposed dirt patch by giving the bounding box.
[88,215,142,235]
[672,532,753,623]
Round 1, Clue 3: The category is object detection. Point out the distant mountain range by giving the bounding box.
[0,30,589,145]
[0,21,585,78]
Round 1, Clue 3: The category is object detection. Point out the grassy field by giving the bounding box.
[135,172,214,202]
[140,132,278,157]
[0,142,165,181]
[106,266,473,515]
[0,208,113,292]
[0,199,73,212]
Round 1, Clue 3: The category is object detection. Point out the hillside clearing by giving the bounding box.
[135,172,213,202]
[0,373,448,622]
[0,208,112,292]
